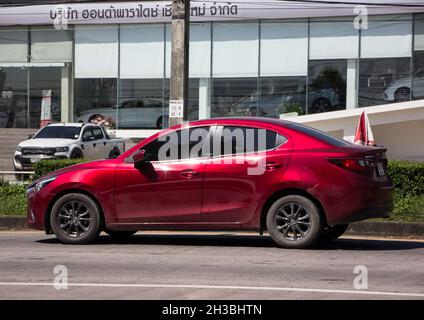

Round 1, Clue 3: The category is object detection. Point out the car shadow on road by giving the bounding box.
[36,233,424,251]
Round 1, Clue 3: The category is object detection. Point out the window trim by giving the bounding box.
[125,125,216,163]
[208,124,288,160]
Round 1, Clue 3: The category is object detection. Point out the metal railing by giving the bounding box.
[0,171,35,183]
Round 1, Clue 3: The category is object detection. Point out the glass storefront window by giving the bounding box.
[29,67,61,128]
[308,60,347,114]
[0,67,27,128]
[413,52,424,100]
[260,77,307,118]
[413,15,424,100]
[119,79,166,129]
[211,78,258,118]
[74,78,117,126]
[358,58,411,107]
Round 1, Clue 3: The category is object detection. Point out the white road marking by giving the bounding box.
[0,282,423,298]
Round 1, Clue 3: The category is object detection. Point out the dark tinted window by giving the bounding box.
[34,126,82,139]
[82,128,94,141]
[141,126,212,161]
[92,127,104,140]
[287,123,350,146]
[218,126,287,155]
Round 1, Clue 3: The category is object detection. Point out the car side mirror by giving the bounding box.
[28,134,34,139]
[132,149,147,164]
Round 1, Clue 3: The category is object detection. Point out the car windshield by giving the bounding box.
[33,126,82,139]
[286,123,351,147]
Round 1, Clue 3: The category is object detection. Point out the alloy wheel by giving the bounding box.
[275,202,311,241]
[58,200,92,238]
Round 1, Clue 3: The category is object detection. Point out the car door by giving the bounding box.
[113,126,213,223]
[117,100,135,128]
[91,126,107,158]
[201,125,291,223]
[80,126,96,159]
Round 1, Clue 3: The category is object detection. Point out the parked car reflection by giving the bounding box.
[230,88,343,117]
[383,68,424,102]
[76,98,169,129]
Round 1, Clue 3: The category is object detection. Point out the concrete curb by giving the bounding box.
[346,221,424,238]
[0,216,423,237]
[0,216,27,230]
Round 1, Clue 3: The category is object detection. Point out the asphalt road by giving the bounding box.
[0,231,423,300]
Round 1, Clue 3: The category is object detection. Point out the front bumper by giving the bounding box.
[14,152,69,170]
[26,187,51,231]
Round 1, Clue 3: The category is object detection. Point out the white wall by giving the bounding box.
[372,120,424,161]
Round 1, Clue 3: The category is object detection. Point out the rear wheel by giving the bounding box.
[310,98,331,114]
[266,195,323,249]
[50,193,102,244]
[108,148,120,159]
[319,224,349,242]
[394,87,410,102]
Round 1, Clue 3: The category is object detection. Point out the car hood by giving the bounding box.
[36,159,118,182]
[18,138,76,148]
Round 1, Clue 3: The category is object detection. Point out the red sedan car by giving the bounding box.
[26,117,393,248]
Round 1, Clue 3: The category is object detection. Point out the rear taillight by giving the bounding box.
[328,158,375,174]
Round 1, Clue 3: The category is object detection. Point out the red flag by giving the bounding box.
[354,111,375,146]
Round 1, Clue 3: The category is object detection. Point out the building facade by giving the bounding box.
[1,0,424,139]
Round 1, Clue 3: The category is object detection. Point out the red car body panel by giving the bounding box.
[27,117,393,233]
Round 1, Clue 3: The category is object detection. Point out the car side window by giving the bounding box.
[92,127,104,140]
[82,127,94,141]
[218,126,287,156]
[140,126,212,161]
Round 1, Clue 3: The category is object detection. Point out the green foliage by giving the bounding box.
[277,101,305,116]
[310,66,346,91]
[387,160,424,197]
[33,159,85,180]
[0,181,27,216]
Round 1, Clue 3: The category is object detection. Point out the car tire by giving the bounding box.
[108,148,120,159]
[266,195,323,249]
[394,87,410,102]
[50,193,102,244]
[318,224,349,242]
[70,148,83,159]
[310,98,331,114]
[105,230,137,240]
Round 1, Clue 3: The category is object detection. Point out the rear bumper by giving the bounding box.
[336,205,392,224]
[315,184,394,226]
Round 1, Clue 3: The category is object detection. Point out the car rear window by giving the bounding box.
[286,123,350,147]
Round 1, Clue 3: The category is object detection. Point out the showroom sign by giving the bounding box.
[0,0,423,26]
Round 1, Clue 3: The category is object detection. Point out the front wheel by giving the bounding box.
[266,195,323,249]
[50,193,102,244]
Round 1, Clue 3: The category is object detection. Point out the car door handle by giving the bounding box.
[265,162,282,171]
[179,169,199,178]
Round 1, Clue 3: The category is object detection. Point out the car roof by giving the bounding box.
[181,116,296,128]
[46,122,85,127]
